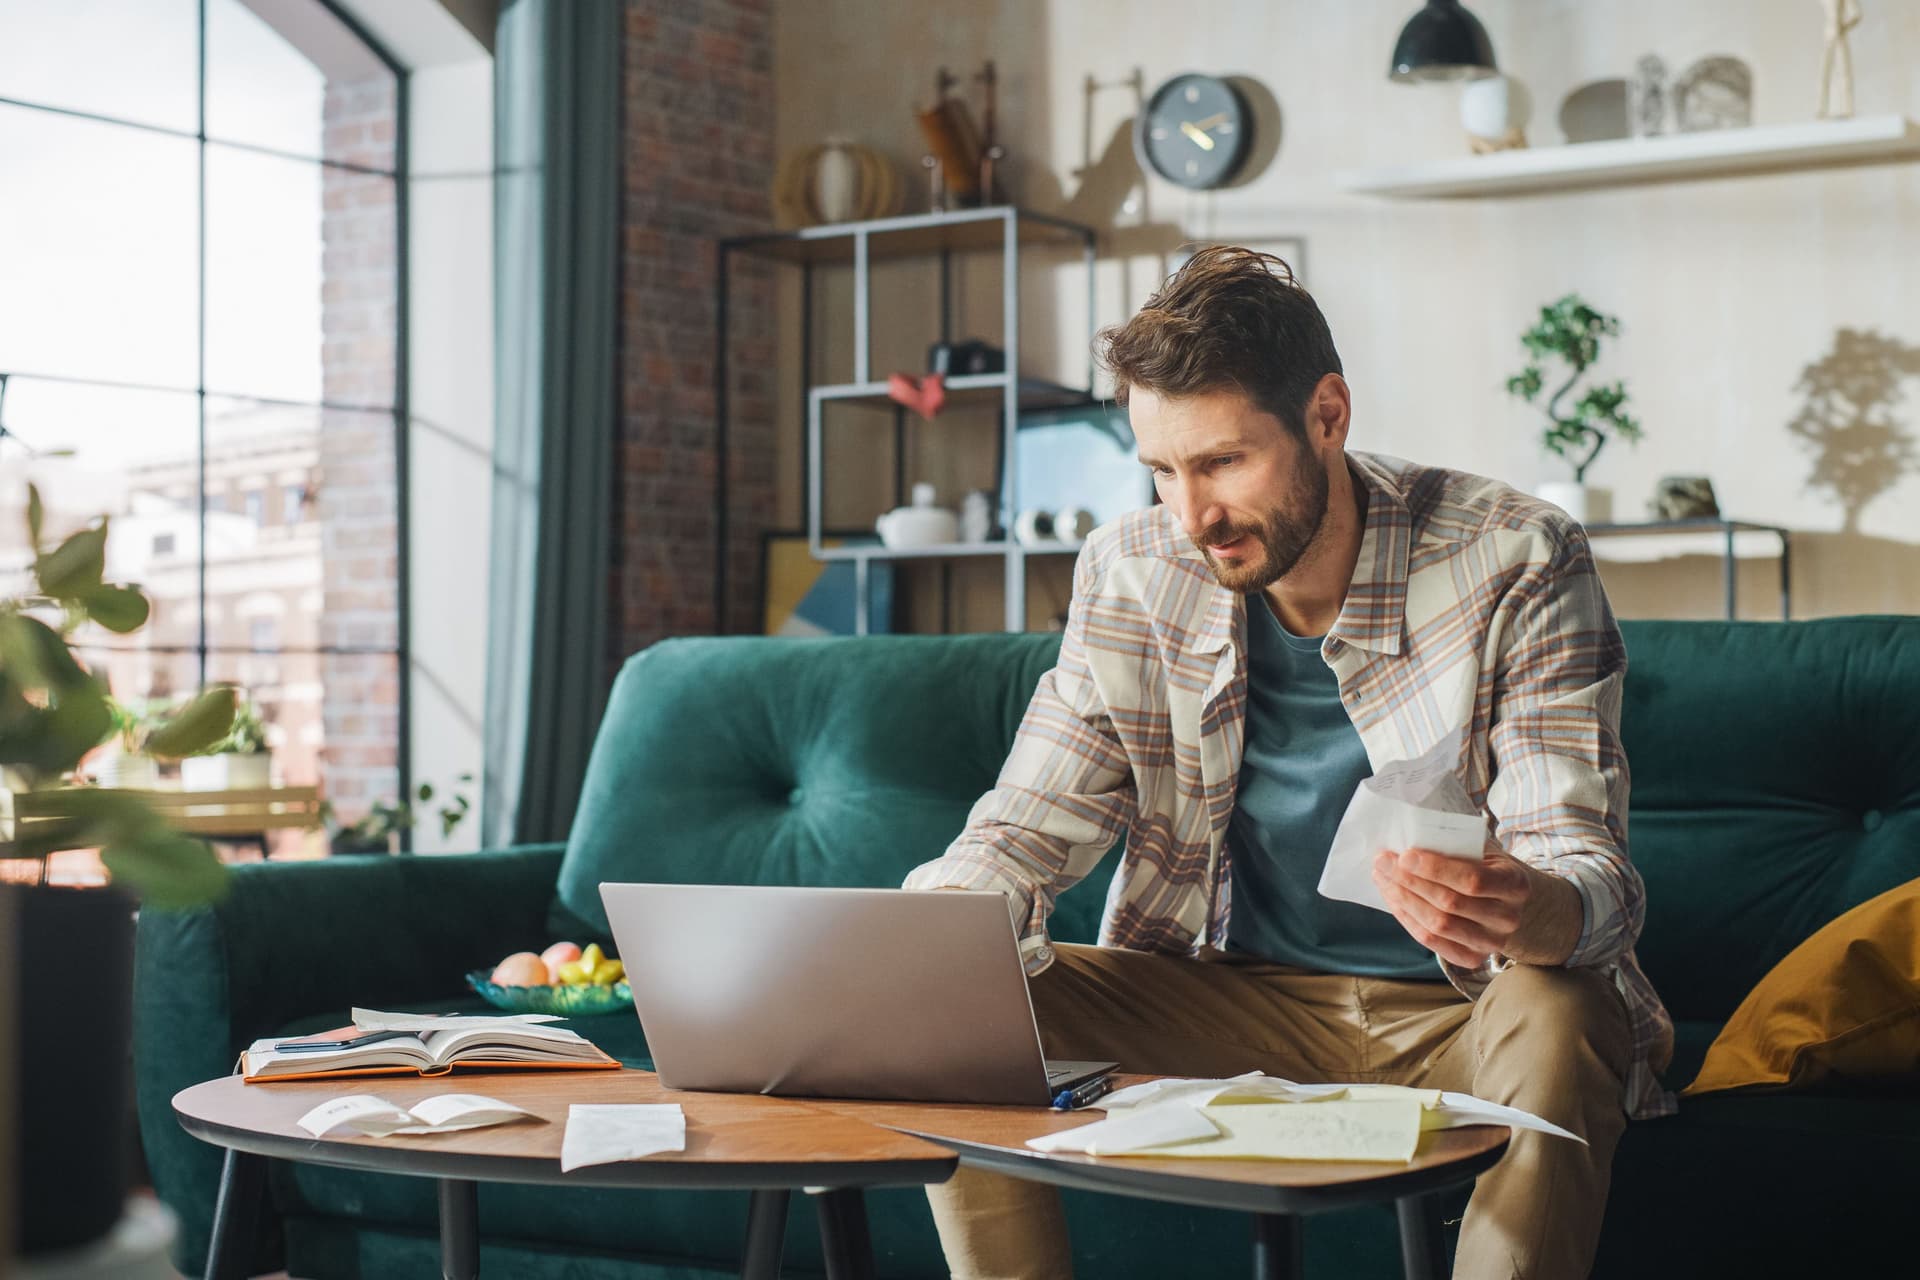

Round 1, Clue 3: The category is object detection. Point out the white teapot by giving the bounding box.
[876,483,959,549]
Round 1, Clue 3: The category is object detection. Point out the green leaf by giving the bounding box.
[26,483,44,550]
[101,832,229,909]
[0,612,89,691]
[144,685,238,761]
[81,583,151,634]
[34,524,108,600]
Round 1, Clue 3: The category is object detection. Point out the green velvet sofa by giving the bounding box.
[136,618,1920,1278]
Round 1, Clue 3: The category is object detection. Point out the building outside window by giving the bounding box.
[0,0,406,858]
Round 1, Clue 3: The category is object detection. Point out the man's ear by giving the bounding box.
[1311,373,1352,448]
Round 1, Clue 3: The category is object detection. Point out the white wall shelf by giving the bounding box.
[1337,115,1920,199]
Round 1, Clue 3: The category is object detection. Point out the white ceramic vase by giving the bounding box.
[180,753,272,792]
[1537,482,1613,525]
[813,138,858,224]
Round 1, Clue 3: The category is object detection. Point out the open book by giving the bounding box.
[241,1018,619,1082]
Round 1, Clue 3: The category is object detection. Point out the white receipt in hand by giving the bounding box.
[1319,731,1488,914]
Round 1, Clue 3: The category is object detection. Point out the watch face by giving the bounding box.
[1135,73,1252,190]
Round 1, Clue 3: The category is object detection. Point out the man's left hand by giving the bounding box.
[1371,847,1582,969]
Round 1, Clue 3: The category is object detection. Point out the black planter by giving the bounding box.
[9,883,136,1255]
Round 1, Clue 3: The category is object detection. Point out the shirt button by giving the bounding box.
[1034,944,1054,962]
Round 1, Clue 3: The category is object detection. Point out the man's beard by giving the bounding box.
[1192,451,1332,594]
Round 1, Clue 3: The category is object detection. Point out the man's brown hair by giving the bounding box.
[1096,245,1342,439]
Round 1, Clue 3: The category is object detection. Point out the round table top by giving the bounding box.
[808,1076,1512,1216]
[172,1068,956,1191]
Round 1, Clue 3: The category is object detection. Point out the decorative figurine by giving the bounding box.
[1628,54,1669,138]
[1675,57,1753,131]
[1817,0,1863,119]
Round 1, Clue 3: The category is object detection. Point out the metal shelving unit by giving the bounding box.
[717,206,1099,633]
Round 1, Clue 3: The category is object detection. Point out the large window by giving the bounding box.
[0,0,406,854]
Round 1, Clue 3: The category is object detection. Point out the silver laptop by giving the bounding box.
[599,883,1115,1106]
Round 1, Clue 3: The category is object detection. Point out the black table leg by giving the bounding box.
[741,1188,790,1280]
[1396,1192,1449,1280]
[439,1178,480,1280]
[813,1188,876,1280]
[1251,1212,1303,1280]
[204,1149,266,1280]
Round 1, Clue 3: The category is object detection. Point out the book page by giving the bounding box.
[297,1093,534,1138]
[422,1023,601,1065]
[244,1036,432,1078]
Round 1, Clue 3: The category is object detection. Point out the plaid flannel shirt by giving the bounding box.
[905,450,1677,1119]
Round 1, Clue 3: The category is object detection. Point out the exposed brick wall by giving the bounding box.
[318,76,401,816]
[613,0,776,668]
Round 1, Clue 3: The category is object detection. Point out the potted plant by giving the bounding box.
[1,486,236,1258]
[324,774,474,854]
[179,697,272,791]
[1506,293,1643,524]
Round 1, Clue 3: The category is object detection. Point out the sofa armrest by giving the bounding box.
[133,843,566,1273]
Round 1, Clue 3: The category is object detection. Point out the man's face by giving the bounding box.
[1130,386,1331,595]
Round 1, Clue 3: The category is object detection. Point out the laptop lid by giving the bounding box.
[599,883,1103,1106]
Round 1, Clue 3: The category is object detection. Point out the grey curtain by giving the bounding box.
[483,0,621,847]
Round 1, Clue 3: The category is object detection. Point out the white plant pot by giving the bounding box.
[180,753,272,792]
[1536,482,1613,526]
[95,755,158,790]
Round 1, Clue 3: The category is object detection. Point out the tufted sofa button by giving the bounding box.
[1862,809,1884,832]
[787,787,805,806]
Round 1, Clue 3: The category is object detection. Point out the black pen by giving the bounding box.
[1051,1074,1116,1111]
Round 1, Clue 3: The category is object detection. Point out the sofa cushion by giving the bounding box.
[1683,877,1920,1094]
[556,634,1106,944]
[1618,618,1920,1024]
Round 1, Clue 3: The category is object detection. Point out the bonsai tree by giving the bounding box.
[1,485,237,906]
[1506,294,1643,484]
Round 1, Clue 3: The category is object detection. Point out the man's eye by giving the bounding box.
[1150,466,1173,478]
[1211,456,1238,468]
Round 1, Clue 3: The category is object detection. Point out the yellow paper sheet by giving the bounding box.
[1138,1100,1423,1164]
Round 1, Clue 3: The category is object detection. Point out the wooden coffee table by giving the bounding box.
[807,1076,1511,1280]
[172,1069,956,1280]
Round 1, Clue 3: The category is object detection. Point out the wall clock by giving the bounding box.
[1134,72,1253,190]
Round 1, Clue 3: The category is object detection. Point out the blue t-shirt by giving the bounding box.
[1225,599,1438,978]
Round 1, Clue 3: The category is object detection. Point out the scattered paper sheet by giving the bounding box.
[352,1007,567,1031]
[1027,1103,1221,1155]
[1026,1072,1582,1159]
[1319,732,1489,914]
[560,1104,687,1171]
[1187,1100,1423,1163]
[297,1093,535,1138]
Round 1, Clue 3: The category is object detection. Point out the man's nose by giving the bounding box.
[1174,481,1224,540]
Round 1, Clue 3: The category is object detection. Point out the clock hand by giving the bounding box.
[1179,120,1217,151]
[1191,111,1230,130]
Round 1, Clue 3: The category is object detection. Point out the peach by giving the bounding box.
[541,941,582,982]
[490,952,551,987]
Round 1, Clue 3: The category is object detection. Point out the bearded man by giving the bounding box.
[904,246,1673,1280]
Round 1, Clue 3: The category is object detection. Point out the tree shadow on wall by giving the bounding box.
[1787,328,1920,533]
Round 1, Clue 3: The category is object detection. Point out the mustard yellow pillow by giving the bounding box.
[1685,878,1920,1095]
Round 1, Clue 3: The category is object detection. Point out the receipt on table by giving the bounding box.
[1319,731,1489,913]
[560,1104,687,1171]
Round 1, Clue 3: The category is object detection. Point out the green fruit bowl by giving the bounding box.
[465,970,634,1017]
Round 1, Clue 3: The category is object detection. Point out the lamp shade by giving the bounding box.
[1390,0,1498,83]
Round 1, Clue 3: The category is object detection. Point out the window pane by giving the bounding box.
[208,648,401,841]
[0,104,199,388]
[206,0,397,170]
[0,378,202,647]
[204,398,395,655]
[0,0,198,133]
[205,145,397,405]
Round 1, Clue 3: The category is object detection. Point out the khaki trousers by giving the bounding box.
[927,944,1633,1280]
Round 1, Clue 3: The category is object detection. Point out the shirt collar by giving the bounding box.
[1327,453,1410,657]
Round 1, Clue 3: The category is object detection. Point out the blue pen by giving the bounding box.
[1051,1074,1115,1111]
